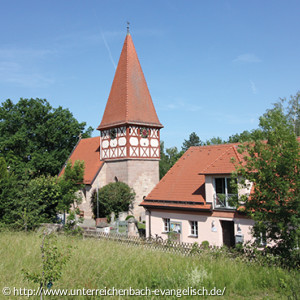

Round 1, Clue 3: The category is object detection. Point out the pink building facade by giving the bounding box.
[141,144,256,247]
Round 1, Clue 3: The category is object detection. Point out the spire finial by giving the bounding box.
[127,21,130,35]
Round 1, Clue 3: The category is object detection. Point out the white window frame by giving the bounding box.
[190,221,198,237]
[214,177,231,195]
[214,177,237,209]
[163,218,170,232]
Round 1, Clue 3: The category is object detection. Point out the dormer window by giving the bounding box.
[214,177,237,209]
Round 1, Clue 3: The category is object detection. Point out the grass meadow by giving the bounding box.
[0,231,299,299]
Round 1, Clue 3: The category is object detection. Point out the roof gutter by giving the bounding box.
[141,203,212,212]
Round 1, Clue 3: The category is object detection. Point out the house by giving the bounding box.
[59,29,163,222]
[140,143,255,247]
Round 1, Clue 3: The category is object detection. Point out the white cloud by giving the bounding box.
[233,53,262,63]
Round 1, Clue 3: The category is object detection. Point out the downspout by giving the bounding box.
[148,209,151,238]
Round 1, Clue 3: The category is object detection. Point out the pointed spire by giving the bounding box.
[97,33,163,130]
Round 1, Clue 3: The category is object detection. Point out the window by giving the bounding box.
[109,128,116,139]
[214,177,237,208]
[215,178,236,194]
[163,218,170,232]
[190,221,198,237]
[257,232,267,247]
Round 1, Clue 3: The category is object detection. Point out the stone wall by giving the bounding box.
[105,159,159,221]
[78,159,159,222]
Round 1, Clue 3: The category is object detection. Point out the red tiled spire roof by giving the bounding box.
[97,33,163,130]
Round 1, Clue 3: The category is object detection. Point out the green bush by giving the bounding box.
[91,182,135,219]
[201,240,210,249]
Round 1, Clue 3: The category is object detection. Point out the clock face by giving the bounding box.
[140,128,149,138]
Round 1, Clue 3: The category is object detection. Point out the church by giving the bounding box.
[59,29,299,246]
[59,29,163,222]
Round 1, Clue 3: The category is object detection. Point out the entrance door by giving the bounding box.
[221,221,235,247]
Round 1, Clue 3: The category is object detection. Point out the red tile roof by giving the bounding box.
[97,33,163,130]
[59,137,103,185]
[141,143,241,209]
[142,138,300,209]
[199,144,242,174]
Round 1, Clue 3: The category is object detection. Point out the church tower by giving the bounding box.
[97,29,163,220]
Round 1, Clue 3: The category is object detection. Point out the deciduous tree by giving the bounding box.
[0,175,61,229]
[58,160,85,213]
[228,129,265,143]
[235,107,300,267]
[0,160,85,229]
[277,91,300,136]
[0,98,92,178]
[159,142,184,179]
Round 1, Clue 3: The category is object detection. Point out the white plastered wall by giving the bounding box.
[205,175,253,209]
[146,210,255,247]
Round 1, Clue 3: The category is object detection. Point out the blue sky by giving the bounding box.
[1,1,299,149]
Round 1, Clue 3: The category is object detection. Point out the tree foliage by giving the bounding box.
[23,232,72,297]
[91,182,135,219]
[0,160,85,229]
[0,157,8,180]
[228,129,265,143]
[229,91,300,142]
[20,175,62,229]
[182,132,203,152]
[58,160,85,213]
[235,107,300,267]
[277,91,300,136]
[159,142,184,179]
[0,175,61,229]
[205,136,225,145]
[0,174,22,226]
[0,98,92,178]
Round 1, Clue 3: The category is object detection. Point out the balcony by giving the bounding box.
[213,193,237,209]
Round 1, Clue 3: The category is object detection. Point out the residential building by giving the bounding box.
[140,143,255,247]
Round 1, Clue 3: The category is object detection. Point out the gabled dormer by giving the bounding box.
[199,145,252,210]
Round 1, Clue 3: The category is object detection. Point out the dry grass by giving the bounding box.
[0,231,299,299]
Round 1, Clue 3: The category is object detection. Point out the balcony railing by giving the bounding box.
[213,193,237,209]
